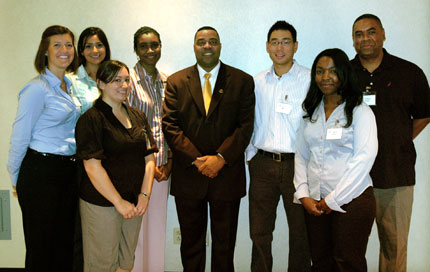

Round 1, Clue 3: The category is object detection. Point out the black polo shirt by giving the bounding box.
[351,49,430,189]
[76,98,158,206]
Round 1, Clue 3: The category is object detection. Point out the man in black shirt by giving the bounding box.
[351,14,430,272]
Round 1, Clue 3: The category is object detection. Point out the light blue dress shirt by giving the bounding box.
[67,65,100,114]
[294,100,378,212]
[7,68,81,186]
[246,61,311,161]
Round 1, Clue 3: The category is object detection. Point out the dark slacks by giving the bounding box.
[305,187,376,272]
[16,150,78,272]
[175,196,241,272]
[249,153,311,272]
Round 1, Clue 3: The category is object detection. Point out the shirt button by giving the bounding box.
[370,74,373,77]
[370,82,373,86]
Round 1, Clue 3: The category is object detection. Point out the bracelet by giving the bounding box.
[140,192,150,199]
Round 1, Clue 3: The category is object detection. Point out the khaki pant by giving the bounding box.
[374,186,414,272]
[80,199,143,272]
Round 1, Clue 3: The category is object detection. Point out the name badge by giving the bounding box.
[326,128,342,140]
[363,94,376,106]
[276,102,292,114]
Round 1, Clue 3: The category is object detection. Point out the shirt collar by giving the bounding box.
[76,65,97,85]
[93,97,131,123]
[265,60,299,80]
[94,97,112,112]
[135,62,163,83]
[352,48,393,72]
[43,67,71,89]
[197,61,221,81]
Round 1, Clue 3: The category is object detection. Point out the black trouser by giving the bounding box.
[249,153,311,272]
[305,187,376,272]
[16,150,78,272]
[175,196,240,272]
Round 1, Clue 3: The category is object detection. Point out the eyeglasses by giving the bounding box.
[269,40,293,46]
[138,42,161,51]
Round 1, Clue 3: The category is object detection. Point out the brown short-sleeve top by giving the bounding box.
[76,98,158,206]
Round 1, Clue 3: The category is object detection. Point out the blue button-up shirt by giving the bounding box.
[7,68,81,185]
[246,61,311,161]
[294,100,378,212]
[67,64,100,114]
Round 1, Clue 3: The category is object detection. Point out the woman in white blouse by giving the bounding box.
[294,48,378,272]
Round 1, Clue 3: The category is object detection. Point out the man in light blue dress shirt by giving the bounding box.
[246,21,311,272]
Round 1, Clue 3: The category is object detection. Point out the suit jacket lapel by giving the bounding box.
[207,62,227,117]
[187,65,206,116]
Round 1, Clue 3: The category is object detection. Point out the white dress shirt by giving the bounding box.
[246,61,310,160]
[293,100,378,212]
[196,61,221,93]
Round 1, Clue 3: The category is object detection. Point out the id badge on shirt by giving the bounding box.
[363,86,376,106]
[363,94,376,106]
[326,128,342,140]
[276,102,292,114]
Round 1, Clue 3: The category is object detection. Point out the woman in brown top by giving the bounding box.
[75,60,157,272]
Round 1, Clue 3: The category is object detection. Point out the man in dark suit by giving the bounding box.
[162,26,255,271]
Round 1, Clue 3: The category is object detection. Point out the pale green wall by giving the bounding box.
[1,0,429,270]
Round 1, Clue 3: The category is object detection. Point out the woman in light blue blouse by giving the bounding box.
[68,27,111,114]
[7,25,79,271]
[293,48,378,272]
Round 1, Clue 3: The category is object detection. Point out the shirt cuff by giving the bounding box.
[293,184,310,204]
[245,144,257,161]
[324,192,346,213]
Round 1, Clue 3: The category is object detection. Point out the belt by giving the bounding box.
[257,149,294,162]
[28,148,76,162]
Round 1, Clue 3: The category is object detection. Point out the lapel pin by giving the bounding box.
[219,89,224,94]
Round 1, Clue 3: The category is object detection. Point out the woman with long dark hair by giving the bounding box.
[7,25,80,271]
[294,48,378,271]
[68,27,111,114]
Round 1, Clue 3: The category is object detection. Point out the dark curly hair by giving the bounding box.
[302,48,362,128]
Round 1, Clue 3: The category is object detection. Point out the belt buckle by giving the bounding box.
[272,152,282,162]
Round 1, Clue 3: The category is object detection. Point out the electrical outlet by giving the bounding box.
[173,227,210,246]
[173,227,181,244]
